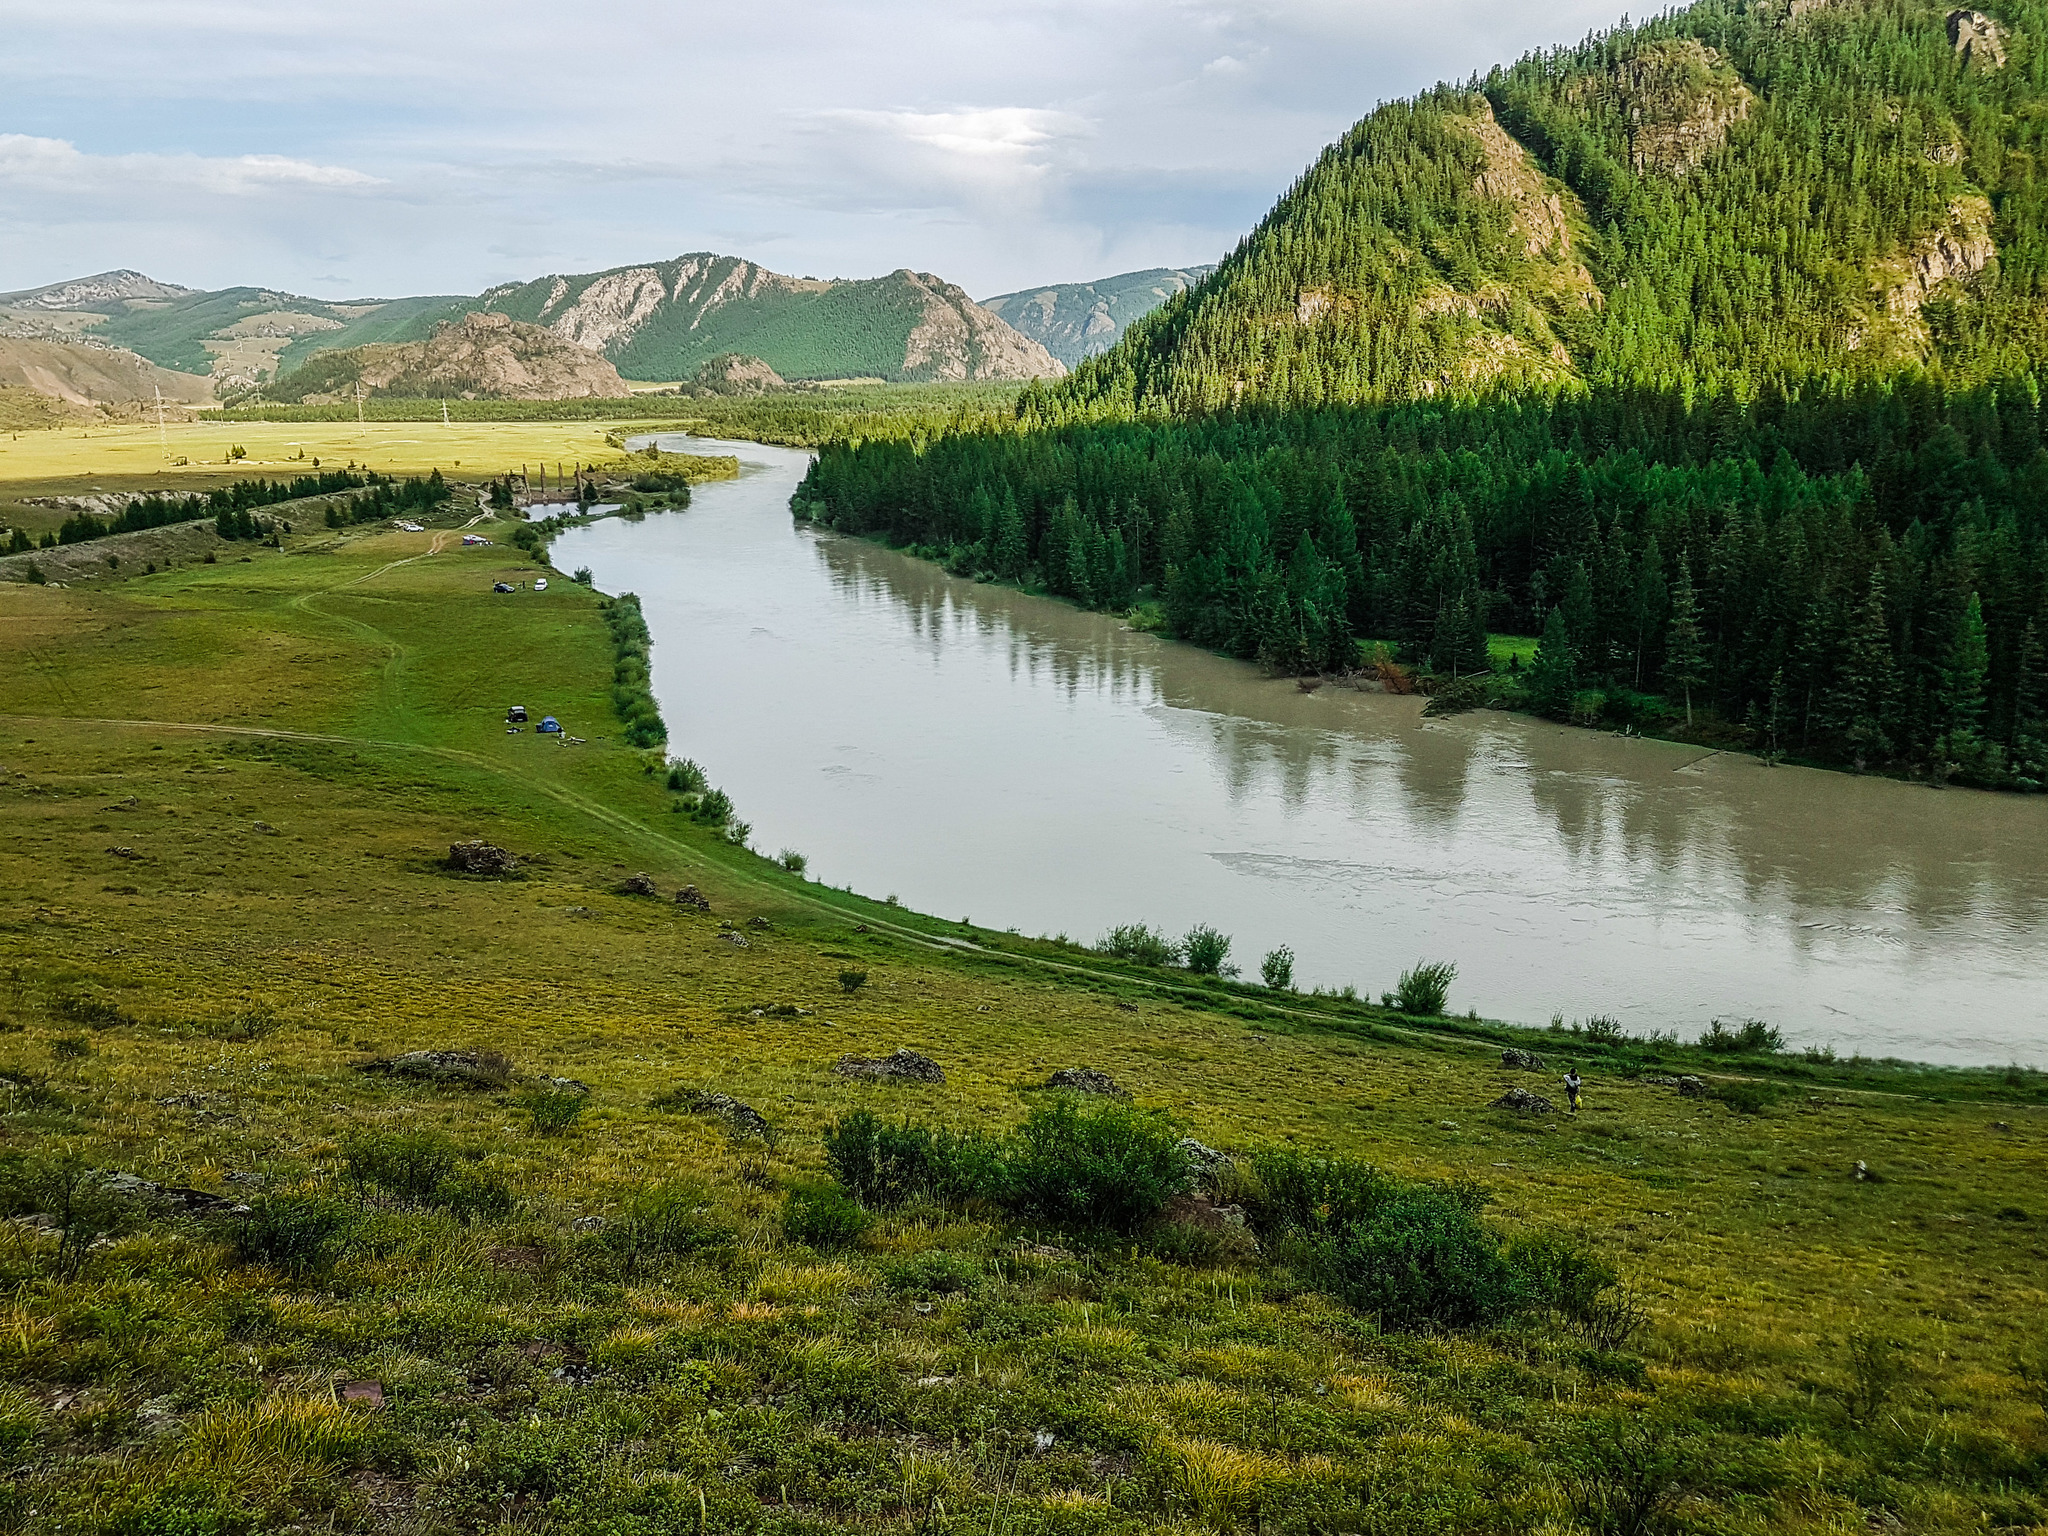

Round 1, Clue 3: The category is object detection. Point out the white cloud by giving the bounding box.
[0,0,1638,297]
[0,135,383,196]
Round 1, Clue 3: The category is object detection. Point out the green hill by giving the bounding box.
[797,0,2048,791]
[475,254,1063,383]
[1060,1,2043,413]
[980,265,1217,367]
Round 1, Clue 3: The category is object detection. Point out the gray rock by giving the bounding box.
[662,1089,770,1141]
[1492,1087,1555,1115]
[356,1049,515,1089]
[1500,1049,1545,1071]
[1176,1137,1234,1184]
[676,885,711,911]
[1675,1075,1708,1098]
[1046,1067,1125,1096]
[570,1215,608,1233]
[834,1048,944,1083]
[447,840,518,876]
[618,872,658,896]
[717,929,750,949]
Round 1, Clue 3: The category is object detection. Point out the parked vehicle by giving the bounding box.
[507,706,528,724]
[493,582,514,594]
[533,578,548,591]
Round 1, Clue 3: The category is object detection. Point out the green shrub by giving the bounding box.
[343,1131,513,1221]
[0,1158,144,1280]
[777,848,808,876]
[1287,1184,1521,1330]
[605,1180,729,1265]
[1181,924,1236,977]
[1561,1417,1697,1536]
[1097,923,1180,966]
[1713,1080,1783,1115]
[50,1034,91,1060]
[837,969,868,993]
[1388,960,1457,1015]
[1244,1148,1395,1231]
[1260,946,1295,990]
[665,758,708,794]
[344,1131,457,1207]
[518,1086,587,1134]
[1007,1097,1190,1234]
[881,1250,982,1295]
[822,1109,1006,1209]
[783,1184,872,1250]
[231,1194,352,1277]
[1699,1017,1783,1054]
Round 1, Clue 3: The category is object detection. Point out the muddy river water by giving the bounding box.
[549,436,2048,1067]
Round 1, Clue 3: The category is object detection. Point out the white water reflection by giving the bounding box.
[548,436,2048,1067]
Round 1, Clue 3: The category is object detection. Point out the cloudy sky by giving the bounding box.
[0,0,1626,302]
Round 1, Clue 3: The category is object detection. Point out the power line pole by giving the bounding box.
[355,380,365,428]
[153,386,167,460]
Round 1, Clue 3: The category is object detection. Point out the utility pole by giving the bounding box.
[153,385,168,460]
[355,380,365,427]
[442,399,450,428]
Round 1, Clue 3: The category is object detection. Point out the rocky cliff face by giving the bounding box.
[265,311,625,402]
[1948,8,2008,68]
[473,253,1060,384]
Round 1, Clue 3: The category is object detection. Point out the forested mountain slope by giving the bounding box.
[1058,0,2048,414]
[474,254,1063,384]
[798,0,2048,790]
[981,265,1217,367]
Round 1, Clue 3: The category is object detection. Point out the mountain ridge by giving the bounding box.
[980,266,1218,368]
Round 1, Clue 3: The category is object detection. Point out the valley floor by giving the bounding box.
[0,442,2043,1534]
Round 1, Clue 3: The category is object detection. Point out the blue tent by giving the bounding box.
[538,716,562,734]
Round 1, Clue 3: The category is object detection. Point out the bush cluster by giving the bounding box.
[601,594,666,749]
[825,1098,1191,1235]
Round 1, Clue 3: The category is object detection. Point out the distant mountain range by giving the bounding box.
[0,252,1222,406]
[980,266,1216,368]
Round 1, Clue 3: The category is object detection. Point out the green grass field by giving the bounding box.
[0,484,2044,1535]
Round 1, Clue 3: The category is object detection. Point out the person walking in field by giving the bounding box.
[1564,1067,1583,1114]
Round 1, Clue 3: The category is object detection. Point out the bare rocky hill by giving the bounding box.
[981,266,1218,368]
[0,335,214,409]
[263,311,627,402]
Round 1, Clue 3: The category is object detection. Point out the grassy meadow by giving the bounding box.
[0,428,2044,1535]
[0,420,645,540]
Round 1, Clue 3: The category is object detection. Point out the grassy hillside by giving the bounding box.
[0,426,2043,1533]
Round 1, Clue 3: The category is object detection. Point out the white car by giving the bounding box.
[533,578,549,591]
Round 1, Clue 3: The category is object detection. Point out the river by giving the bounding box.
[549,436,2048,1068]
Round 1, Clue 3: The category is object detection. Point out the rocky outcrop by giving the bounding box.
[1493,1086,1556,1114]
[1851,195,1997,355]
[834,1049,945,1083]
[356,1049,515,1088]
[693,353,786,394]
[1500,1049,1546,1071]
[1948,9,2007,69]
[899,271,1064,382]
[447,841,518,876]
[268,312,625,402]
[1044,1067,1126,1096]
[1574,39,1755,176]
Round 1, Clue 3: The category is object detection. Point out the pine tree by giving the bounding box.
[1663,555,1707,728]
[1823,571,1899,769]
[992,492,1027,580]
[1527,605,1578,718]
